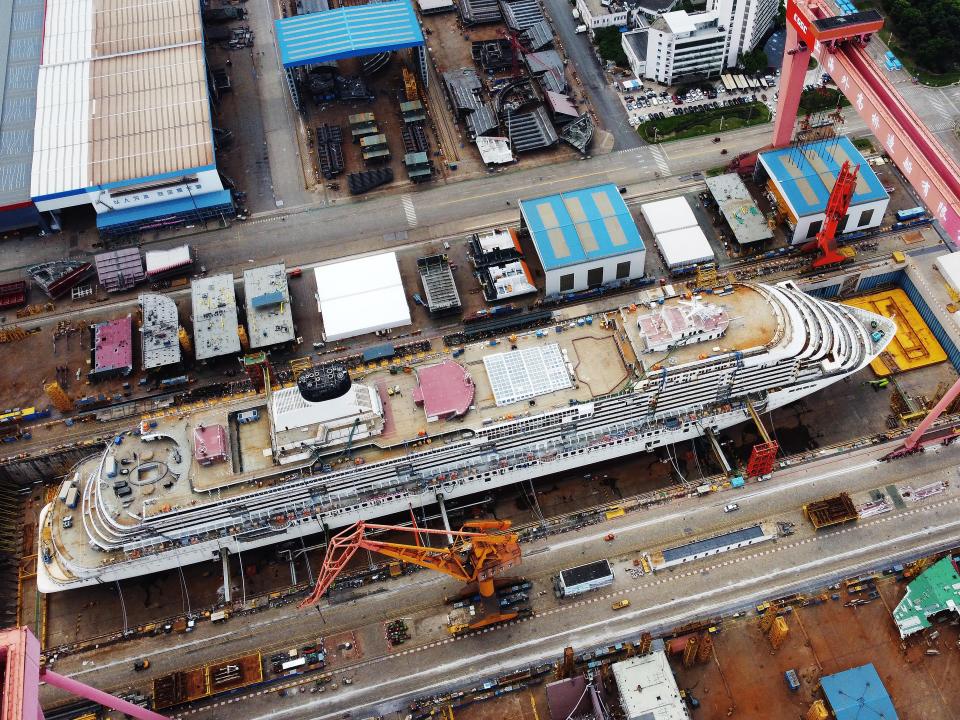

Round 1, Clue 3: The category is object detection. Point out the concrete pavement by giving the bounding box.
[40,440,960,717]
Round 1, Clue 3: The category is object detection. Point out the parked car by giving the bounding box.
[612,599,631,610]
[723,503,740,513]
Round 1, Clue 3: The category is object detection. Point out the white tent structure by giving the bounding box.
[313,253,411,341]
[935,252,960,296]
[641,196,715,270]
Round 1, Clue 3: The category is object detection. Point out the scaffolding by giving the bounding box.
[44,381,73,413]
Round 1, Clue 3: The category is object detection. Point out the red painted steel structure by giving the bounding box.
[0,627,170,720]
[776,0,960,246]
[803,160,860,268]
[773,0,960,452]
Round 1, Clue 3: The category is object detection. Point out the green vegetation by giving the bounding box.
[853,137,875,152]
[798,87,849,114]
[740,48,769,74]
[706,165,729,177]
[854,0,960,85]
[594,27,628,67]
[808,56,818,70]
[638,102,771,142]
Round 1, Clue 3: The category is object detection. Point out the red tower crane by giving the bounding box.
[801,159,859,268]
[299,519,524,633]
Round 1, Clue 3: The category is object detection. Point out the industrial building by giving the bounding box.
[416,255,462,315]
[704,174,773,245]
[469,228,537,301]
[0,0,55,233]
[29,0,233,238]
[819,664,898,720]
[243,264,295,349]
[192,274,241,361]
[934,253,960,297]
[611,651,690,720]
[139,294,181,371]
[145,245,194,280]
[313,253,411,341]
[641,197,714,270]
[88,316,134,382]
[519,184,646,295]
[757,137,889,244]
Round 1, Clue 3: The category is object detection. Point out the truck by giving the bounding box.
[575,24,587,33]
[803,493,858,530]
[784,669,801,692]
[65,487,79,510]
[237,409,260,424]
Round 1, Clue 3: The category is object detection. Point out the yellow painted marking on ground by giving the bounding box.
[530,691,541,720]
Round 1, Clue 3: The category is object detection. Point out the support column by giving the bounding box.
[221,550,231,604]
[705,428,732,475]
[772,21,812,148]
[436,493,454,545]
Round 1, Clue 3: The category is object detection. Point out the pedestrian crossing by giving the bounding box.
[401,194,418,228]
[650,146,670,174]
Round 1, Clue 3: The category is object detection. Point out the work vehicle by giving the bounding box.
[723,503,740,513]
[237,409,260,424]
[612,599,630,610]
[133,659,150,672]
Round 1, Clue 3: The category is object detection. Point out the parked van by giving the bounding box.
[237,409,260,424]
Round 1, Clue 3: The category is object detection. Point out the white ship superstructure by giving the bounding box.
[37,282,895,592]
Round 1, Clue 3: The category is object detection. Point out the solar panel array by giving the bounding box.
[483,343,572,406]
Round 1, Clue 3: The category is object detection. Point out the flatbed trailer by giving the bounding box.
[803,493,858,529]
[153,652,263,710]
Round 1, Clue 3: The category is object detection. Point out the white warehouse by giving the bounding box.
[520,184,646,296]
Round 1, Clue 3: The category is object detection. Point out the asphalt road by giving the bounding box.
[42,439,960,718]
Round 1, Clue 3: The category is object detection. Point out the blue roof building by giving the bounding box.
[758,136,890,245]
[276,2,424,67]
[519,184,647,295]
[821,664,898,720]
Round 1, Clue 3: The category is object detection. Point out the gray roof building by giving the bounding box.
[192,274,241,361]
[244,264,295,349]
[139,294,182,371]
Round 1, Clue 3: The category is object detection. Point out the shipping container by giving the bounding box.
[784,669,801,692]
[65,487,79,509]
[58,480,73,503]
[555,559,613,598]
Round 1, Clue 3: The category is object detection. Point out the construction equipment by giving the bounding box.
[299,520,523,633]
[803,493,858,530]
[802,160,859,268]
[745,398,779,478]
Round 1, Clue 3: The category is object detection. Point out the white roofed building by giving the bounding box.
[642,197,715,270]
[30,0,233,237]
[271,383,384,464]
[612,652,690,720]
[313,253,412,341]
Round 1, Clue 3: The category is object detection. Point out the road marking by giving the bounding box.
[650,146,670,174]
[401,195,418,227]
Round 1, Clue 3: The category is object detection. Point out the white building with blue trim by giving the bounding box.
[519,184,647,296]
[29,0,233,238]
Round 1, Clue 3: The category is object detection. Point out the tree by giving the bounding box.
[594,26,629,67]
[776,0,786,28]
[740,48,768,75]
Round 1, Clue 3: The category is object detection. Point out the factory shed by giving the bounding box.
[413,361,475,421]
[641,197,714,270]
[95,248,144,292]
[89,315,134,381]
[704,174,772,245]
[139,294,181,371]
[820,664,898,720]
[611,651,689,720]
[0,0,49,233]
[313,253,411,342]
[757,137,889,244]
[520,184,646,295]
[192,274,241,361]
[243,264,295,349]
[30,0,232,234]
[276,1,424,67]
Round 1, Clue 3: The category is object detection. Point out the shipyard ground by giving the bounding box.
[34,436,960,718]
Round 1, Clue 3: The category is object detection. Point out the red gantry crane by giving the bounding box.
[300,519,524,633]
[802,159,860,268]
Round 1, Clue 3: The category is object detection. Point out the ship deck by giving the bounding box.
[46,285,782,578]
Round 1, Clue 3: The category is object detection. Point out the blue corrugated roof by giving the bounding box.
[251,291,285,308]
[821,664,898,720]
[96,190,233,228]
[759,136,888,217]
[519,184,645,271]
[275,2,424,68]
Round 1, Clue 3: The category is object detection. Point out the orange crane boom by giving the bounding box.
[803,159,859,268]
[299,520,521,608]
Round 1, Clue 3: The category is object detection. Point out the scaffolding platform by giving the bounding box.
[844,289,947,375]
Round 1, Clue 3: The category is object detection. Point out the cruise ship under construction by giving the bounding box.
[38,281,895,592]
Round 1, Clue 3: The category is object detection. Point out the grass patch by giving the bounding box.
[638,102,771,143]
[706,165,728,177]
[798,87,849,114]
[853,137,874,153]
